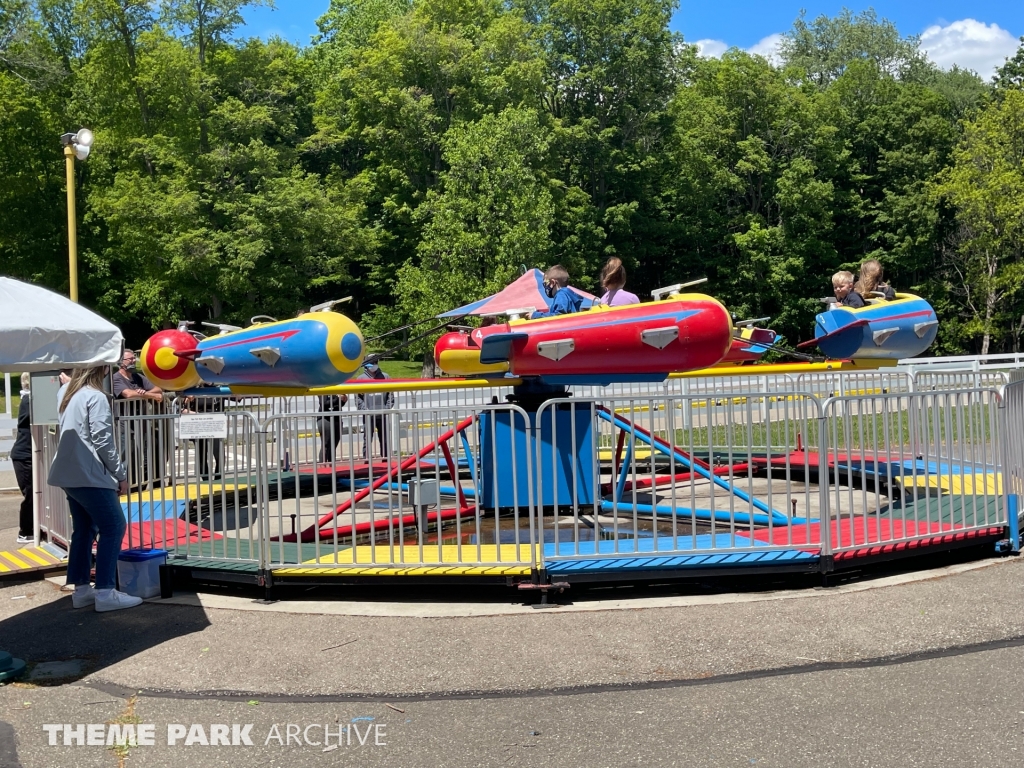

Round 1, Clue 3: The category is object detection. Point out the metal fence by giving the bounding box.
[32,424,69,547]
[822,388,1007,555]
[534,391,826,562]
[31,371,1020,580]
[999,374,1024,548]
[258,403,537,571]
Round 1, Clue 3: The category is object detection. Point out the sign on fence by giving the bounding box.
[178,413,228,440]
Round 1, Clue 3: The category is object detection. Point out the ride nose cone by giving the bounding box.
[142,329,201,390]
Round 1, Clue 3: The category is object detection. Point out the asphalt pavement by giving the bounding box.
[2,493,1023,767]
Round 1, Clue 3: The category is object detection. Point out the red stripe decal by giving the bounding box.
[201,329,302,351]
[867,309,934,323]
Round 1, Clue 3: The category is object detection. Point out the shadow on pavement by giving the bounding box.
[0,590,210,685]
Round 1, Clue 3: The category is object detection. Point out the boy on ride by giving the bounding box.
[832,271,865,308]
[532,265,583,318]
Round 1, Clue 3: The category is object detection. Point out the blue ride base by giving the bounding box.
[479,401,596,510]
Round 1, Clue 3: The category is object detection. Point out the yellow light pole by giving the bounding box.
[60,129,94,303]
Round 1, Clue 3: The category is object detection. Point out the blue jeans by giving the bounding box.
[64,487,126,590]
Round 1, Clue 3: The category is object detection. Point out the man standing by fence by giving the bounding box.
[113,350,165,488]
[356,362,393,460]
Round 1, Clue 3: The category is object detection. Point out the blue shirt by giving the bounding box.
[532,287,583,318]
[47,385,126,490]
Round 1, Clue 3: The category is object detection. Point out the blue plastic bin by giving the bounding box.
[117,549,168,599]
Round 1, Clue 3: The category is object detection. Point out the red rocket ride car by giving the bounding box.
[435,293,734,386]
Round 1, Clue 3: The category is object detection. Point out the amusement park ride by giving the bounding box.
[134,275,942,541]
[141,275,940,396]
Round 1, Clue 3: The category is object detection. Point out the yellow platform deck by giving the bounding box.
[904,473,1002,495]
[273,543,538,577]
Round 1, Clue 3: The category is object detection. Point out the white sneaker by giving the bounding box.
[94,589,143,613]
[17,534,32,544]
[71,586,96,608]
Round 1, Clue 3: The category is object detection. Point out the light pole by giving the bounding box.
[60,128,94,303]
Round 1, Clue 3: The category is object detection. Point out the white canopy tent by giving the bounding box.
[0,276,123,372]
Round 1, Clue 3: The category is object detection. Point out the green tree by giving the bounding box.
[377,106,553,346]
[660,51,844,340]
[0,2,70,290]
[532,0,680,286]
[82,28,376,327]
[311,0,546,309]
[778,8,929,88]
[994,36,1024,91]
[933,90,1024,353]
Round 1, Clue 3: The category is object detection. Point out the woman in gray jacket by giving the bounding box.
[48,366,142,612]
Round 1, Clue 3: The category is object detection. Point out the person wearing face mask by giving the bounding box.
[531,265,583,318]
[355,361,394,460]
[112,350,163,406]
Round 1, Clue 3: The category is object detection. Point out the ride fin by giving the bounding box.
[479,333,529,364]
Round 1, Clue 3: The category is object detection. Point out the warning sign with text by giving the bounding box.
[178,413,228,440]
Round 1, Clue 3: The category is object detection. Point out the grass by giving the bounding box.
[600,405,997,455]
[108,695,141,766]
[0,393,20,418]
[1,371,22,418]
[378,360,426,379]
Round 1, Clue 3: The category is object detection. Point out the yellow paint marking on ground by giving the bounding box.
[273,564,532,577]
[904,474,1002,495]
[596,448,654,461]
[271,544,539,575]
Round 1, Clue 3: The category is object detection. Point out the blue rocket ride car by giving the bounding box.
[804,293,938,360]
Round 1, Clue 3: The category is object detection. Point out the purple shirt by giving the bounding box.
[600,288,640,307]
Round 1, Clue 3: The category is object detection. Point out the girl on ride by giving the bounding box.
[596,257,639,306]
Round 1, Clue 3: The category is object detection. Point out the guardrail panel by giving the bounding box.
[822,388,1006,554]
[537,391,826,562]
[259,403,537,573]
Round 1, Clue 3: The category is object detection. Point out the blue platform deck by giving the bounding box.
[542,533,818,576]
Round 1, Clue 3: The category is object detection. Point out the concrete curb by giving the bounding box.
[49,556,1011,619]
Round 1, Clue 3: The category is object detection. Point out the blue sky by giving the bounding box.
[242,1,1024,77]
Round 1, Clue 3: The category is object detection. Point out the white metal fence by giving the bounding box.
[28,364,1022,582]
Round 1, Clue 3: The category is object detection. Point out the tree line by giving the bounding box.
[1,1,1023,357]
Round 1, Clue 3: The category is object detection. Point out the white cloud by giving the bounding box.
[920,19,1020,78]
[693,33,784,64]
[747,33,784,64]
[694,39,728,59]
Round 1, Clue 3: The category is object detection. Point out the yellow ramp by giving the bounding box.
[273,543,538,577]
[0,546,67,576]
